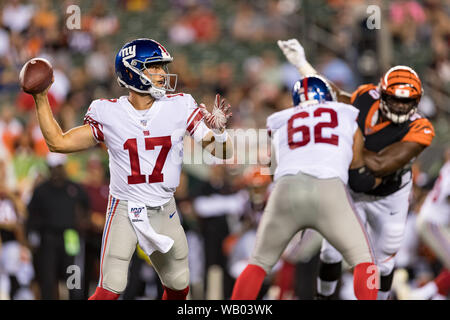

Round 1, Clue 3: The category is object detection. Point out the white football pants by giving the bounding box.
[97,196,189,294]
[321,181,412,276]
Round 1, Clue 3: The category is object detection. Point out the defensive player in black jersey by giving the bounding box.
[278,39,435,300]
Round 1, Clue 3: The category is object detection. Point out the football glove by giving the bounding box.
[277,38,308,68]
[199,94,232,133]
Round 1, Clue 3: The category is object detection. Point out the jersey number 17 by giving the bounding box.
[124,136,172,184]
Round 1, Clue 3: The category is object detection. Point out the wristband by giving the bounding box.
[213,130,228,143]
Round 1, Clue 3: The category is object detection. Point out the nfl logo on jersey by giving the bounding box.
[131,207,143,217]
[131,207,145,222]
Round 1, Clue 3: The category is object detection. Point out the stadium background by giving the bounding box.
[0,0,448,300]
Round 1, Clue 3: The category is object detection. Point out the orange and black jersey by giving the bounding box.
[351,84,435,196]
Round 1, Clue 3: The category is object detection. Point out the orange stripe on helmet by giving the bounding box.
[380,66,423,99]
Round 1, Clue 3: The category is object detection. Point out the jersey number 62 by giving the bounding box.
[287,108,339,149]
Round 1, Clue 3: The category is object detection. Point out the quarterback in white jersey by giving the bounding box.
[84,93,209,207]
[232,76,381,300]
[30,39,232,300]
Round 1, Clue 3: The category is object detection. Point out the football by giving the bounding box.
[19,58,53,94]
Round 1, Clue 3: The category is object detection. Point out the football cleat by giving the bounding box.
[115,38,178,99]
[292,75,336,106]
[379,66,423,124]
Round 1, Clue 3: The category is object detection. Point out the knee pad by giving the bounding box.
[103,269,128,293]
[102,257,131,293]
[102,242,135,293]
[376,223,405,277]
[164,268,190,291]
[380,224,405,257]
[320,243,343,264]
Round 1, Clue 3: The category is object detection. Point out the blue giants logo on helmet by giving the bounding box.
[292,75,336,106]
[115,38,178,99]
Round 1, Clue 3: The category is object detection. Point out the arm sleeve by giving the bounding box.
[83,101,104,143]
[185,94,210,143]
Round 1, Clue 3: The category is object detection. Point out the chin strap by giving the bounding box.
[117,76,166,99]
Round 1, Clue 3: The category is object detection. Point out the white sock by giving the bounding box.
[377,290,390,300]
[412,282,438,300]
[317,278,338,296]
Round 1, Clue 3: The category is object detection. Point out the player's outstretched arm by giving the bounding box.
[277,39,352,104]
[363,141,425,177]
[199,94,233,160]
[33,85,97,153]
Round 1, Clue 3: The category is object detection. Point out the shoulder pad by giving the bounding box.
[351,84,378,104]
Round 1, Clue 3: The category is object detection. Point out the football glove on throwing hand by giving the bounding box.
[199,94,232,133]
[277,39,308,68]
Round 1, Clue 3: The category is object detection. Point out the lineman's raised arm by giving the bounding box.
[198,94,233,160]
[277,38,352,104]
[32,84,98,153]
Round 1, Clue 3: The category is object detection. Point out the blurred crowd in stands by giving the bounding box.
[0,0,448,299]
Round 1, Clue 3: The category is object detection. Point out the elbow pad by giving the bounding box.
[348,166,376,193]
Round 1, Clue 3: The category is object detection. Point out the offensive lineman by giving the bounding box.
[231,75,381,300]
[29,38,233,300]
[278,39,435,299]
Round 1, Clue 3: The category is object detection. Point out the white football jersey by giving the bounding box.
[419,161,450,225]
[267,101,359,183]
[84,94,210,206]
